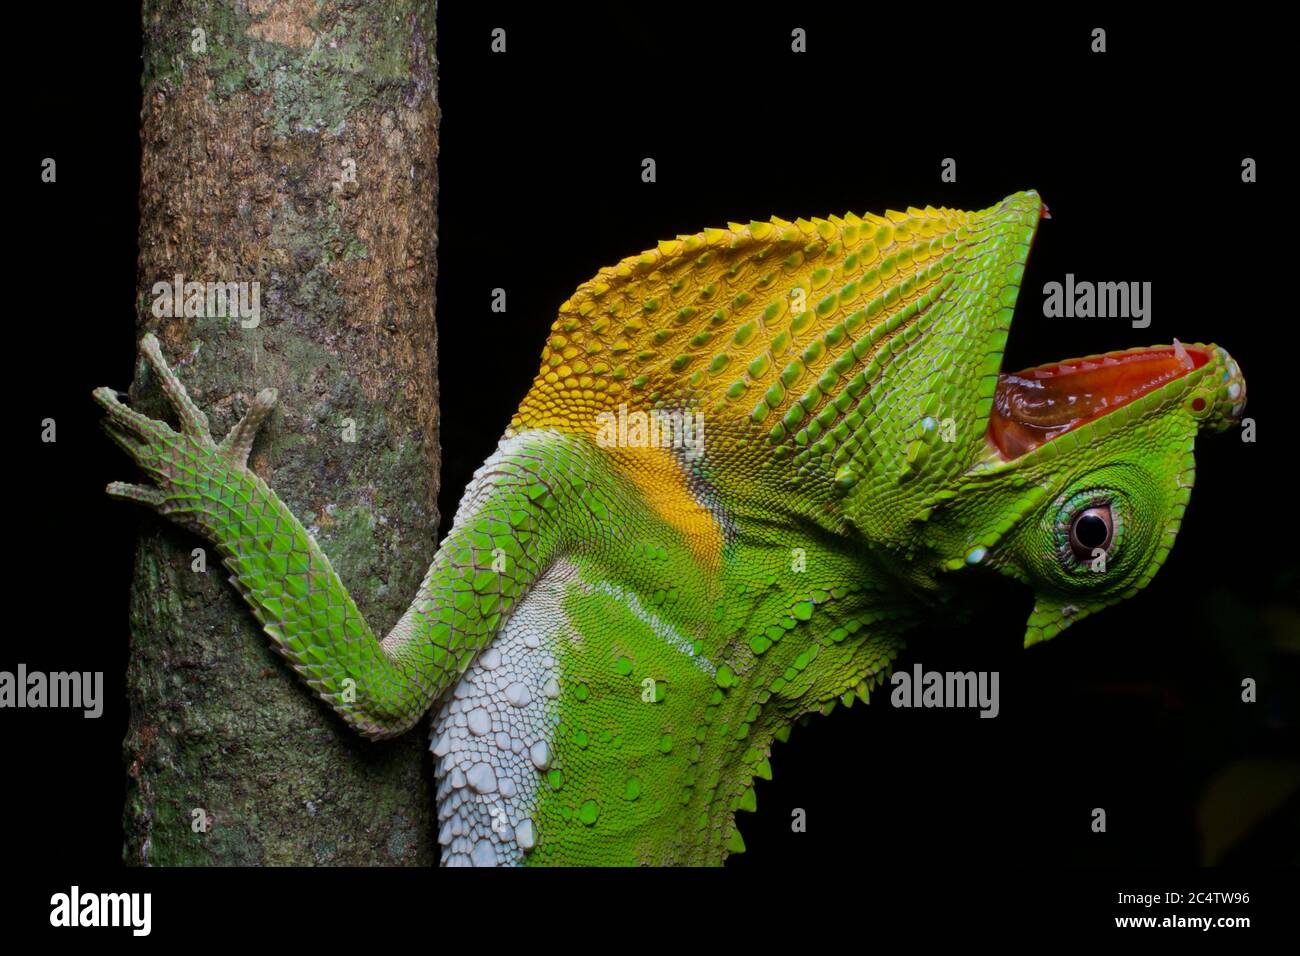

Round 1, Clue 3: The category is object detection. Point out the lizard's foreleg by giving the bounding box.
[96,336,574,739]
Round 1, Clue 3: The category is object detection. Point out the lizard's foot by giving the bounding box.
[94,333,278,515]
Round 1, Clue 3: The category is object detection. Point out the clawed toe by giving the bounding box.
[106,481,164,507]
[99,418,148,461]
[218,387,279,468]
[92,385,171,443]
[139,333,213,444]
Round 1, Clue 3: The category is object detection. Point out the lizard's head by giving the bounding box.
[940,340,1246,645]
[823,190,1247,647]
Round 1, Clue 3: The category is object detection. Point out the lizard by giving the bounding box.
[95,190,1247,866]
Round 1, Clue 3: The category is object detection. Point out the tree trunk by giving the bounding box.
[124,0,440,865]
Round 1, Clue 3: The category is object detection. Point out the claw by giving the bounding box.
[139,333,213,444]
[218,387,279,468]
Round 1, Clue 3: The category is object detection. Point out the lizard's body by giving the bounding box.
[97,191,1246,865]
[428,429,908,864]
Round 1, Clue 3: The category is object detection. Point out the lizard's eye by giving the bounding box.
[1068,505,1113,560]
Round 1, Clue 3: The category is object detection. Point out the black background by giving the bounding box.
[5,0,1295,926]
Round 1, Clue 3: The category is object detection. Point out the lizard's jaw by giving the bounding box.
[986,341,1239,461]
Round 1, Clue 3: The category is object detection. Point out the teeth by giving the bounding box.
[1172,338,1194,370]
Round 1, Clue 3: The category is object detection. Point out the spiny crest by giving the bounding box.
[510,199,1024,458]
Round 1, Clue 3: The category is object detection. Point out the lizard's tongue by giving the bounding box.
[988,342,1210,459]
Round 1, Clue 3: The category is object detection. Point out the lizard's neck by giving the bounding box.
[670,528,912,863]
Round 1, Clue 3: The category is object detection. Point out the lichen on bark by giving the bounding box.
[125,0,440,865]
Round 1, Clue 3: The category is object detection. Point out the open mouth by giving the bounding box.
[987,341,1211,460]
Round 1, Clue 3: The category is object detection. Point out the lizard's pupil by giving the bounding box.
[1069,505,1113,560]
[1075,514,1107,549]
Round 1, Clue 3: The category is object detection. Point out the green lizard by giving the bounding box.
[96,190,1246,866]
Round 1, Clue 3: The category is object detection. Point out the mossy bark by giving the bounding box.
[125,0,440,865]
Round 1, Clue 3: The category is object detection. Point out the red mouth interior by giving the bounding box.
[988,345,1209,460]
